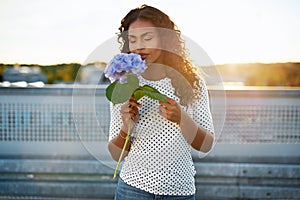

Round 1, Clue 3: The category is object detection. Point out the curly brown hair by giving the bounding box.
[118,5,201,106]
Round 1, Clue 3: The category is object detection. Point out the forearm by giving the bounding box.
[179,110,214,152]
[108,130,131,161]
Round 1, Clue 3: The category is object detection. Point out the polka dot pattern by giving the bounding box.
[108,76,214,195]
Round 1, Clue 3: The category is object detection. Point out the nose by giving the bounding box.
[130,39,146,51]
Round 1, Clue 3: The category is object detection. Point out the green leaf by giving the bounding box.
[143,90,167,102]
[106,75,140,104]
[133,88,145,101]
[106,81,117,102]
[134,85,167,102]
[140,85,160,93]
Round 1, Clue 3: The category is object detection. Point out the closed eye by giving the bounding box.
[129,39,136,43]
[128,36,136,43]
[144,36,153,41]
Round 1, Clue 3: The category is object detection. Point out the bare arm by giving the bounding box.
[179,109,214,152]
[108,129,131,161]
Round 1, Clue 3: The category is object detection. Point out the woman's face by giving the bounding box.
[128,19,163,65]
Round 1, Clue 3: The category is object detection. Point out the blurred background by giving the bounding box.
[0,0,299,199]
[0,0,300,86]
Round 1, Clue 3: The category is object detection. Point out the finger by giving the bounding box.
[131,107,138,116]
[159,97,176,108]
[129,96,141,104]
[159,105,165,112]
[159,101,169,109]
[121,110,138,121]
[128,100,142,108]
[130,109,139,121]
[127,105,140,116]
[159,101,175,112]
[159,105,168,117]
[166,97,177,105]
[128,104,139,114]
[121,107,138,116]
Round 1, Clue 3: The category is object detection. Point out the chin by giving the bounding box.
[145,59,151,65]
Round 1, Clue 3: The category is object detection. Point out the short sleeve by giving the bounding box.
[191,77,214,134]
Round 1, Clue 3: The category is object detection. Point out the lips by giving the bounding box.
[139,53,148,60]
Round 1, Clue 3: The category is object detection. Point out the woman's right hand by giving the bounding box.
[120,96,141,132]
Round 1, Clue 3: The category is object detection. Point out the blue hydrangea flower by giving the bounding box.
[104,53,147,84]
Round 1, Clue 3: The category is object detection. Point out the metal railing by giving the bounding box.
[0,86,299,157]
[1,86,299,143]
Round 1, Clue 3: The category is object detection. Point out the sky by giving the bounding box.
[0,0,300,65]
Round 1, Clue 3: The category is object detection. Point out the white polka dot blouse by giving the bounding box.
[108,76,214,195]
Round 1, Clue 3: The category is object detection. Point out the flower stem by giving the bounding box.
[113,119,132,179]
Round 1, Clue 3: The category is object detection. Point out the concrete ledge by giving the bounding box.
[1,159,299,199]
[0,180,116,199]
[194,144,300,164]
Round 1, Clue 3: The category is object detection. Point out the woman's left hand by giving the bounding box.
[159,97,181,124]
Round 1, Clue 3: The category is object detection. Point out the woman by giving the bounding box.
[108,5,214,200]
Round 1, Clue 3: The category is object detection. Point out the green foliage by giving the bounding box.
[0,63,81,84]
[40,63,81,84]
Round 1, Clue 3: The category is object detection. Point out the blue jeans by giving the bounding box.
[114,178,195,200]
